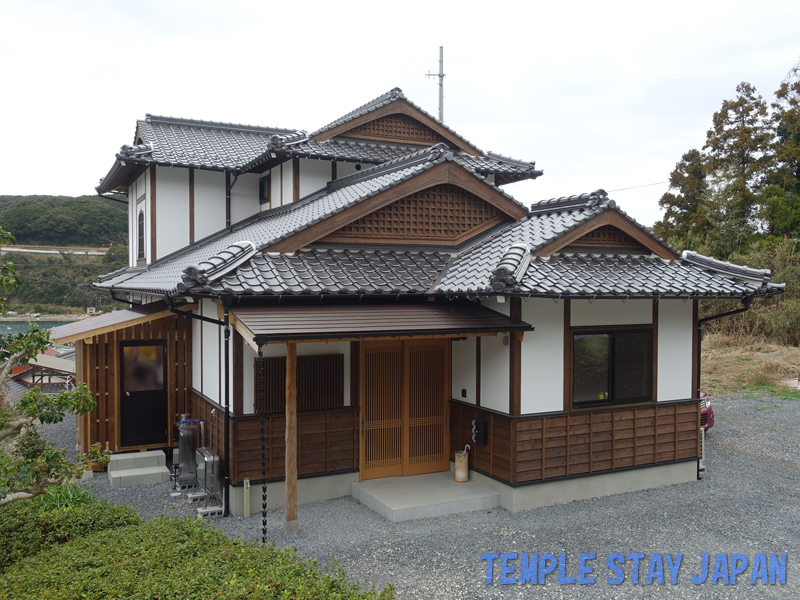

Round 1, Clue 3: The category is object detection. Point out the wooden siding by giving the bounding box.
[253,354,344,413]
[75,314,191,453]
[343,113,449,146]
[565,225,646,251]
[226,407,359,485]
[450,399,700,485]
[321,184,504,245]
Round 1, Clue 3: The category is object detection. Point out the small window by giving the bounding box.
[259,174,271,206]
[572,329,653,407]
[137,210,145,260]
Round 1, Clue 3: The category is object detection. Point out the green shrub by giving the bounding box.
[0,516,394,599]
[0,490,140,571]
[39,482,94,509]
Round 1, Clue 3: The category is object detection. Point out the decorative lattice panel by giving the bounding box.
[570,225,645,250]
[324,185,501,242]
[344,114,448,144]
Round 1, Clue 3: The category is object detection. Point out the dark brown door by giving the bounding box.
[360,339,450,481]
[120,342,167,447]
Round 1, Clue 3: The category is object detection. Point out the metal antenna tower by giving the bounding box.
[425,46,445,122]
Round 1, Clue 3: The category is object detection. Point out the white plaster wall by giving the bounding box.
[260,341,351,406]
[129,172,147,267]
[481,334,509,413]
[155,167,190,258]
[571,299,652,327]
[230,172,260,224]
[270,165,282,207]
[243,342,257,413]
[194,170,226,240]
[336,161,359,179]
[298,158,331,199]
[282,160,294,206]
[482,296,511,317]
[520,298,564,414]
[200,300,220,403]
[657,300,694,401]
[192,314,202,395]
[451,337,476,405]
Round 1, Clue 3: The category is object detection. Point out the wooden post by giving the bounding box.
[509,297,522,416]
[285,342,298,531]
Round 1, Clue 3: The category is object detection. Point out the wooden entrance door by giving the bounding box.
[360,339,451,481]
[120,342,168,447]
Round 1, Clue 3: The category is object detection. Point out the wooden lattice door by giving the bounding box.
[360,340,450,481]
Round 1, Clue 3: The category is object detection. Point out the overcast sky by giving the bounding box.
[2,0,798,227]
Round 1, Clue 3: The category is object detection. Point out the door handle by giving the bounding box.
[125,391,130,396]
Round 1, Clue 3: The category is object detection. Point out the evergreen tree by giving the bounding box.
[654,148,711,246]
[770,61,800,194]
[703,82,770,240]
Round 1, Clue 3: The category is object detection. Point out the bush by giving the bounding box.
[0,487,140,571]
[0,516,394,599]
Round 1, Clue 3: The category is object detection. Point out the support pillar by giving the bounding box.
[285,342,298,533]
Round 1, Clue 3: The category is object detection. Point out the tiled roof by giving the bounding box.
[194,248,448,295]
[95,145,454,296]
[435,190,784,298]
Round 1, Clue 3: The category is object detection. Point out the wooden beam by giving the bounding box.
[292,157,300,202]
[149,166,157,261]
[509,298,522,416]
[652,301,659,402]
[265,161,525,253]
[285,342,298,527]
[563,299,572,412]
[229,312,259,352]
[533,210,678,260]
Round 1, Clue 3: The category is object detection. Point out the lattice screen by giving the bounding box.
[253,354,344,413]
[324,184,500,242]
[570,225,644,250]
[345,114,448,145]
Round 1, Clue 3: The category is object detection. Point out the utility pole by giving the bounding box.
[425,46,445,122]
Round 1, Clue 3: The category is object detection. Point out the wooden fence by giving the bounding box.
[450,399,700,485]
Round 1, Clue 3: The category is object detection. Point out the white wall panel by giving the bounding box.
[336,161,358,179]
[299,158,331,199]
[230,172,260,224]
[270,166,282,206]
[657,300,694,401]
[155,167,190,257]
[200,300,220,403]
[520,299,564,414]
[192,315,202,394]
[451,337,476,405]
[480,334,509,413]
[194,170,226,240]
[243,343,257,413]
[571,299,652,327]
[482,296,511,317]
[282,160,293,206]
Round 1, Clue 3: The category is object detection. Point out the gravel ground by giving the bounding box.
[41,393,799,599]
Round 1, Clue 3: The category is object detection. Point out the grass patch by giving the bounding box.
[756,405,780,411]
[741,383,777,394]
[0,516,394,599]
[776,389,800,401]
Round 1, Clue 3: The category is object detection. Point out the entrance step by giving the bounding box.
[107,450,170,488]
[352,471,500,522]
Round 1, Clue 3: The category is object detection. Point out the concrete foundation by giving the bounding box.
[469,460,698,512]
[227,471,358,517]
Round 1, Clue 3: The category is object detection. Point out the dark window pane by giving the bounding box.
[613,331,652,401]
[573,333,610,404]
[123,345,164,392]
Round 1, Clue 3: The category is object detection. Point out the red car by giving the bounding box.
[700,390,714,431]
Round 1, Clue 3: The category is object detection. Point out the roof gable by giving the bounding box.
[310,88,483,155]
[319,183,509,246]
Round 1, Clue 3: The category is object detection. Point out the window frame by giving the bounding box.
[570,325,654,409]
[136,208,145,261]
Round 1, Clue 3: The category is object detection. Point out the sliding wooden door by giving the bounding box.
[360,339,450,481]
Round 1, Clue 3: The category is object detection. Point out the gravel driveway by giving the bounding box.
[43,392,798,599]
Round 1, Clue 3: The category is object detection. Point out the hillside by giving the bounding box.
[0,195,127,247]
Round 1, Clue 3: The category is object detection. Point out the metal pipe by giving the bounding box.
[221,295,233,517]
[695,297,753,396]
[226,171,240,230]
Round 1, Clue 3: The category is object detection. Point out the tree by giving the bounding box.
[703,82,771,242]
[654,148,711,245]
[759,184,800,237]
[0,226,108,506]
[770,61,800,194]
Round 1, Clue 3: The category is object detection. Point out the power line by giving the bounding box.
[607,181,669,193]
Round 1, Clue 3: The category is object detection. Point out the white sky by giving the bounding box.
[1,0,798,227]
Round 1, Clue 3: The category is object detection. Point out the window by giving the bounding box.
[259,174,270,206]
[137,209,145,260]
[572,328,652,407]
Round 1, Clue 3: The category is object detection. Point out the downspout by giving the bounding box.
[166,295,232,516]
[226,170,240,230]
[695,296,753,397]
[97,193,129,205]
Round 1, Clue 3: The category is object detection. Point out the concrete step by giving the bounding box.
[108,465,171,488]
[107,450,166,472]
[352,471,500,522]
